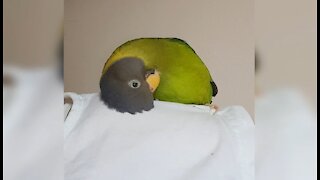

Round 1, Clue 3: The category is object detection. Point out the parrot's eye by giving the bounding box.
[128,79,141,89]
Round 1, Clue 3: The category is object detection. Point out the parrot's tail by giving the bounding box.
[211,81,218,97]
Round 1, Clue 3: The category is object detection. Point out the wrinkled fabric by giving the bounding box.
[64,93,254,180]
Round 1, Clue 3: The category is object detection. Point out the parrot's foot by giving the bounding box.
[206,104,219,114]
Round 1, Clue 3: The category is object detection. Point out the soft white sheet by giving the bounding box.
[255,89,317,180]
[3,66,63,180]
[64,93,254,180]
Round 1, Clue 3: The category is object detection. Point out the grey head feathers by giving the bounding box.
[100,58,154,114]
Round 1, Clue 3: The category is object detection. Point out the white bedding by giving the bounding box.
[3,66,63,180]
[255,89,317,180]
[64,93,254,180]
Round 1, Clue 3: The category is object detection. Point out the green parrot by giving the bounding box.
[100,38,218,114]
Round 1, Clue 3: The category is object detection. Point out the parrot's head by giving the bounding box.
[100,57,160,114]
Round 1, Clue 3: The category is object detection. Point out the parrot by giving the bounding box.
[100,38,218,114]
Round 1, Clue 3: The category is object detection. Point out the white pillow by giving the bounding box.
[64,93,254,180]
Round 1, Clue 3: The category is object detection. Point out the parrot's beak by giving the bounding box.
[146,70,160,93]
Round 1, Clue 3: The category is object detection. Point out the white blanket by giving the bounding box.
[255,89,317,180]
[64,93,254,180]
[3,66,63,180]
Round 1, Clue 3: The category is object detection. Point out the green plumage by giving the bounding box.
[102,38,215,105]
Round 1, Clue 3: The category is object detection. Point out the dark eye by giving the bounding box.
[128,79,141,89]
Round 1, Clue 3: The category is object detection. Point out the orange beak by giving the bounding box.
[146,70,160,93]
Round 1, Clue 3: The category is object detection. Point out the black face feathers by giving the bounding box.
[100,58,154,114]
